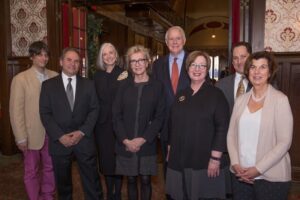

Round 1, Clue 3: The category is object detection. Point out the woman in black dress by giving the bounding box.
[166,51,230,200]
[94,42,127,200]
[112,45,165,200]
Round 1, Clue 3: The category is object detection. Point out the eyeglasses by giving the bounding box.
[190,63,207,70]
[129,58,147,65]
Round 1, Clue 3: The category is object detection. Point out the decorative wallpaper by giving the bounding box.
[10,0,47,56]
[264,0,300,52]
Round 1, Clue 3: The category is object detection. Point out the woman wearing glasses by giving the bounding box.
[112,45,165,200]
[166,51,230,199]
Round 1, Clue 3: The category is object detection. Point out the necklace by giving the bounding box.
[251,90,266,102]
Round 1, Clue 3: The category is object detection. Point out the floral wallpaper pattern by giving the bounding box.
[264,0,300,52]
[10,0,47,56]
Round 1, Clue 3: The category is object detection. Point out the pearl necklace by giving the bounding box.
[251,90,266,102]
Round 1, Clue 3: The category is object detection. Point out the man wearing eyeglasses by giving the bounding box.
[152,26,190,178]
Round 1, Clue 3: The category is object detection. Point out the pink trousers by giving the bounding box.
[23,136,55,200]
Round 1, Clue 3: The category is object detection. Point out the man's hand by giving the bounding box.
[69,131,84,145]
[59,134,73,147]
[17,141,28,152]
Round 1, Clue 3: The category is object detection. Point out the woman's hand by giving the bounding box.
[207,159,220,178]
[239,167,260,184]
[123,139,140,152]
[232,164,246,175]
[131,137,146,149]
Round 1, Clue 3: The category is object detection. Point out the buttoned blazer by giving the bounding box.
[152,52,190,141]
[39,74,99,155]
[9,67,58,150]
[216,74,251,114]
[227,85,293,182]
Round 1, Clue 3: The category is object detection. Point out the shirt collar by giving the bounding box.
[61,72,76,81]
[169,50,185,61]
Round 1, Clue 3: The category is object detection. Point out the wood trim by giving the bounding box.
[249,0,266,52]
[275,53,300,181]
[47,0,62,72]
[0,0,17,155]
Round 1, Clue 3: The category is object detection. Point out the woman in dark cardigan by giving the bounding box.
[112,45,165,200]
[94,42,127,200]
[166,51,230,200]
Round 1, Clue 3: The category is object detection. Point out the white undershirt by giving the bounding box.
[238,106,262,170]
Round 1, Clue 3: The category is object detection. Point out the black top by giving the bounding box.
[94,66,124,124]
[112,77,166,157]
[168,81,230,170]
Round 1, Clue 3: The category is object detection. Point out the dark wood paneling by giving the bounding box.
[0,0,13,155]
[100,17,128,58]
[276,53,300,181]
[249,0,266,52]
[47,0,63,72]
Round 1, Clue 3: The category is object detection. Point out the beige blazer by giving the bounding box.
[227,84,293,182]
[9,67,58,150]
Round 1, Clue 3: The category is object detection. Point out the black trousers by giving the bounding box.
[51,149,103,200]
[231,173,290,200]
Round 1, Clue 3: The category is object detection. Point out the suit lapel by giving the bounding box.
[73,75,83,112]
[164,55,174,95]
[177,52,189,93]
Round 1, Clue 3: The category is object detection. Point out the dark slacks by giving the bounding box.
[231,173,290,200]
[51,147,103,200]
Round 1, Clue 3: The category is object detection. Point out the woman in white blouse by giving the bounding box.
[227,51,293,200]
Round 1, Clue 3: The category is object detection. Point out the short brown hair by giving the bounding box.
[185,51,211,71]
[244,51,278,83]
[232,41,252,55]
[60,47,81,60]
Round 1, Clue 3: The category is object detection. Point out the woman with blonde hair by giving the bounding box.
[113,45,165,200]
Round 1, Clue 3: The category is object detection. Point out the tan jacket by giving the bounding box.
[227,84,293,182]
[9,67,58,150]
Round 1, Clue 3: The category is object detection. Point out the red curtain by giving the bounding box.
[232,0,240,45]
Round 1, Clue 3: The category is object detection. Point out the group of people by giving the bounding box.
[9,25,293,200]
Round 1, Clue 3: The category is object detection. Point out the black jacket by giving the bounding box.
[112,77,166,157]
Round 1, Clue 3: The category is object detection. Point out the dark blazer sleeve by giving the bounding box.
[212,88,230,152]
[112,82,128,143]
[142,82,166,143]
[40,81,65,141]
[78,81,99,137]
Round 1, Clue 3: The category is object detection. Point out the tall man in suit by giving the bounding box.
[215,42,252,199]
[40,48,103,200]
[216,42,252,114]
[152,26,190,174]
[10,41,57,200]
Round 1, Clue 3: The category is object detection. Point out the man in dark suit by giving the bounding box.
[152,26,190,174]
[216,42,252,114]
[40,48,103,200]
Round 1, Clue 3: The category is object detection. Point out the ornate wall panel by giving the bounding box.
[10,0,47,56]
[264,0,300,52]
